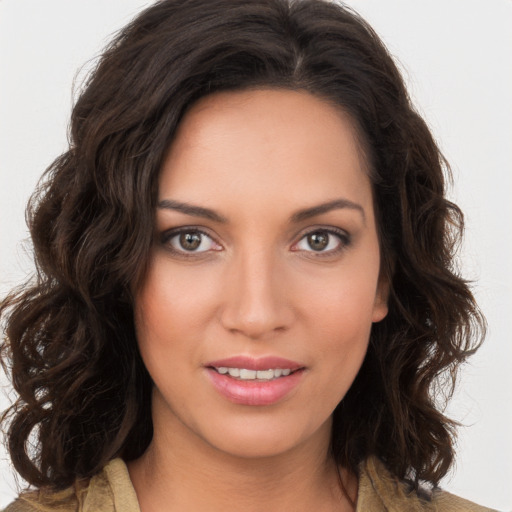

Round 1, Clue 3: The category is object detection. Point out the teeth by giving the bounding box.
[239,369,257,379]
[256,369,274,380]
[214,367,294,381]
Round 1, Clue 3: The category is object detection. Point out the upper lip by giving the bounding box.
[205,355,304,371]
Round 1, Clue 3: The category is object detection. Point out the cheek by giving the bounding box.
[136,257,218,331]
[302,263,381,331]
[298,283,374,414]
[296,254,381,374]
[133,256,226,377]
[134,260,186,360]
[307,288,373,367]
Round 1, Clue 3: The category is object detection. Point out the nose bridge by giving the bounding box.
[220,244,290,338]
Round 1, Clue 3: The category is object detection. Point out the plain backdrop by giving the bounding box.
[1,1,511,510]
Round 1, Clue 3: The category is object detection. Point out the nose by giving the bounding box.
[219,249,293,340]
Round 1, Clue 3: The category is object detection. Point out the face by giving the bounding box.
[134,89,388,460]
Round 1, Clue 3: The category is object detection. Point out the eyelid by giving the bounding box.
[290,226,351,255]
[159,226,223,256]
[158,224,350,258]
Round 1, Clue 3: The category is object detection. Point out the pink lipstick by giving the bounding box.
[204,356,305,406]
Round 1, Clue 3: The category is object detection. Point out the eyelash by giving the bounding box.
[159,226,351,258]
[292,227,351,257]
[160,227,221,258]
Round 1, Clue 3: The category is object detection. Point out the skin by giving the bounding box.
[129,89,388,512]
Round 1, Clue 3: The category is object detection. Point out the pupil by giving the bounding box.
[180,232,201,250]
[308,232,328,251]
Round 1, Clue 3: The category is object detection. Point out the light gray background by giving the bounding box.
[1,1,511,510]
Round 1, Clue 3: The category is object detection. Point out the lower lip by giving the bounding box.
[205,368,304,406]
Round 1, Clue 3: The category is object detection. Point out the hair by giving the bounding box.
[1,0,485,492]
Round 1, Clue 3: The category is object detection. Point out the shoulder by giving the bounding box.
[2,500,38,512]
[2,459,139,512]
[2,486,77,512]
[357,456,498,512]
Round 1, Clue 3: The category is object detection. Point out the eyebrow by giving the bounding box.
[158,197,365,224]
[290,198,366,224]
[157,199,228,223]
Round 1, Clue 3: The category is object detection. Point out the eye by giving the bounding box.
[161,229,221,254]
[293,228,349,254]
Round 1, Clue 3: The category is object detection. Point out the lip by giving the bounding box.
[205,355,303,371]
[204,356,305,406]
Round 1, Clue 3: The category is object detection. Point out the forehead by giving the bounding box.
[159,88,373,218]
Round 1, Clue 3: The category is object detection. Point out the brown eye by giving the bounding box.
[162,229,221,254]
[180,232,202,251]
[307,232,329,251]
[293,228,350,254]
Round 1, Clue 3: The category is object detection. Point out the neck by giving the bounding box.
[127,397,356,512]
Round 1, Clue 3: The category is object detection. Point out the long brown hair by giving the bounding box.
[1,0,485,490]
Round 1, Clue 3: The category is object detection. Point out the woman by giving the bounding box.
[0,0,496,510]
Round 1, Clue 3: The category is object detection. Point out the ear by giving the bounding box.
[372,274,389,323]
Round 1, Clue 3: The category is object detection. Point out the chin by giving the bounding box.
[194,413,332,461]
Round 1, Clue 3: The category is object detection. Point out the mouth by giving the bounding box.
[209,366,297,381]
[204,356,305,406]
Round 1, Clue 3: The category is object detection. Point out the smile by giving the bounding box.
[205,356,305,406]
[213,367,293,380]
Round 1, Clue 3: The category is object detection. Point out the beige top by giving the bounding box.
[3,457,496,512]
